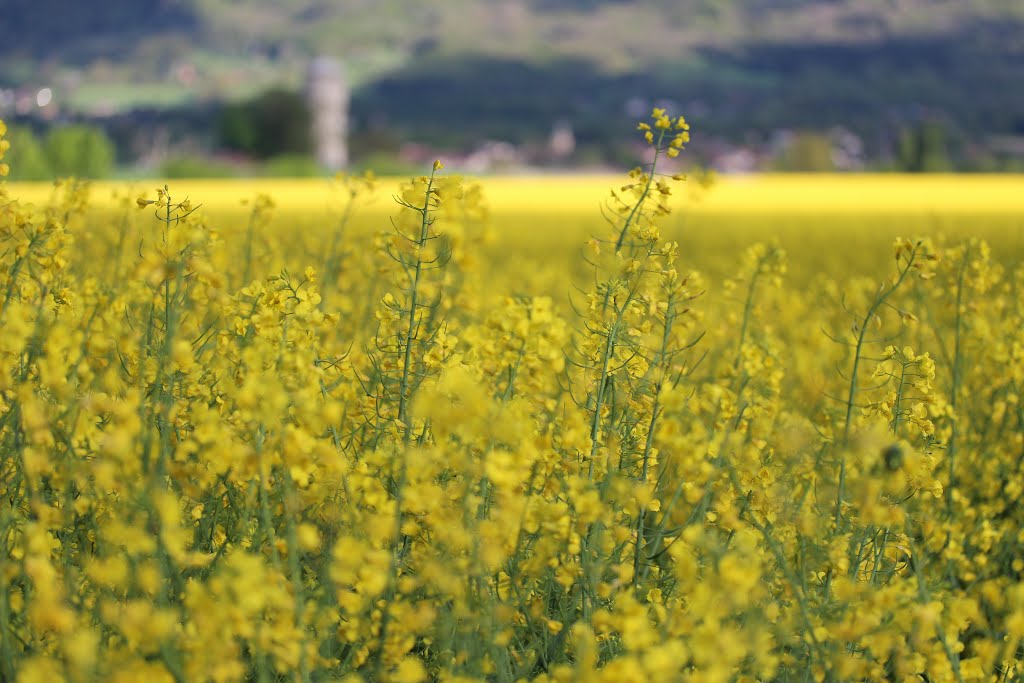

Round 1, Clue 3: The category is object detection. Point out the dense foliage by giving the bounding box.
[1,125,115,181]
[1,114,1023,682]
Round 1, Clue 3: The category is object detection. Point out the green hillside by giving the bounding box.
[3,0,1023,97]
[2,0,1023,169]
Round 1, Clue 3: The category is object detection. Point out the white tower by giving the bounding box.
[306,57,349,171]
[549,119,576,160]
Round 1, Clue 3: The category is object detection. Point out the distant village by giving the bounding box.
[3,55,1015,177]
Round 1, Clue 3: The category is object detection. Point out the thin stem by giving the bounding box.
[836,246,919,528]
[397,169,437,442]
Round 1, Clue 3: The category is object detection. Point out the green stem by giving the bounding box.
[946,245,969,513]
[614,131,664,252]
[836,246,919,528]
[397,170,437,442]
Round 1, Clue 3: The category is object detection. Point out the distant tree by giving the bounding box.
[218,106,258,156]
[263,154,323,177]
[45,125,115,178]
[774,132,835,171]
[219,89,311,159]
[160,155,239,179]
[2,126,51,180]
[897,120,952,173]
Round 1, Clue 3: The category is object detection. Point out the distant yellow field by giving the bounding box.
[8,173,1024,216]
[8,173,1022,288]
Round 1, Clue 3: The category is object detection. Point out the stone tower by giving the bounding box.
[306,57,349,171]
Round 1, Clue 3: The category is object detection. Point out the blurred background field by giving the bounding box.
[3,0,1024,179]
[11,174,1024,215]
[4,0,1023,290]
[6,173,1023,287]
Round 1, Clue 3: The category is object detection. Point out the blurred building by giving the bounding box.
[548,120,575,160]
[306,57,349,171]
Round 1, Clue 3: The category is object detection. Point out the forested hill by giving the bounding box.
[2,0,1023,165]
[2,1,1022,72]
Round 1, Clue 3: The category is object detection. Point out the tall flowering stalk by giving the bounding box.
[832,237,938,528]
[574,108,692,477]
[564,108,704,618]
[365,161,460,446]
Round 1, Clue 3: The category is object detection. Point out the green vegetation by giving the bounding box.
[218,89,312,160]
[44,125,116,179]
[5,1,1024,84]
[263,154,323,177]
[0,126,50,180]
[1,124,115,180]
[897,121,953,173]
[160,155,239,179]
[772,133,836,172]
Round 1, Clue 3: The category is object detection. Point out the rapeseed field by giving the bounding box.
[1,113,1023,682]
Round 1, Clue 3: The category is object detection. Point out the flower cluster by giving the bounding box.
[637,107,690,158]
